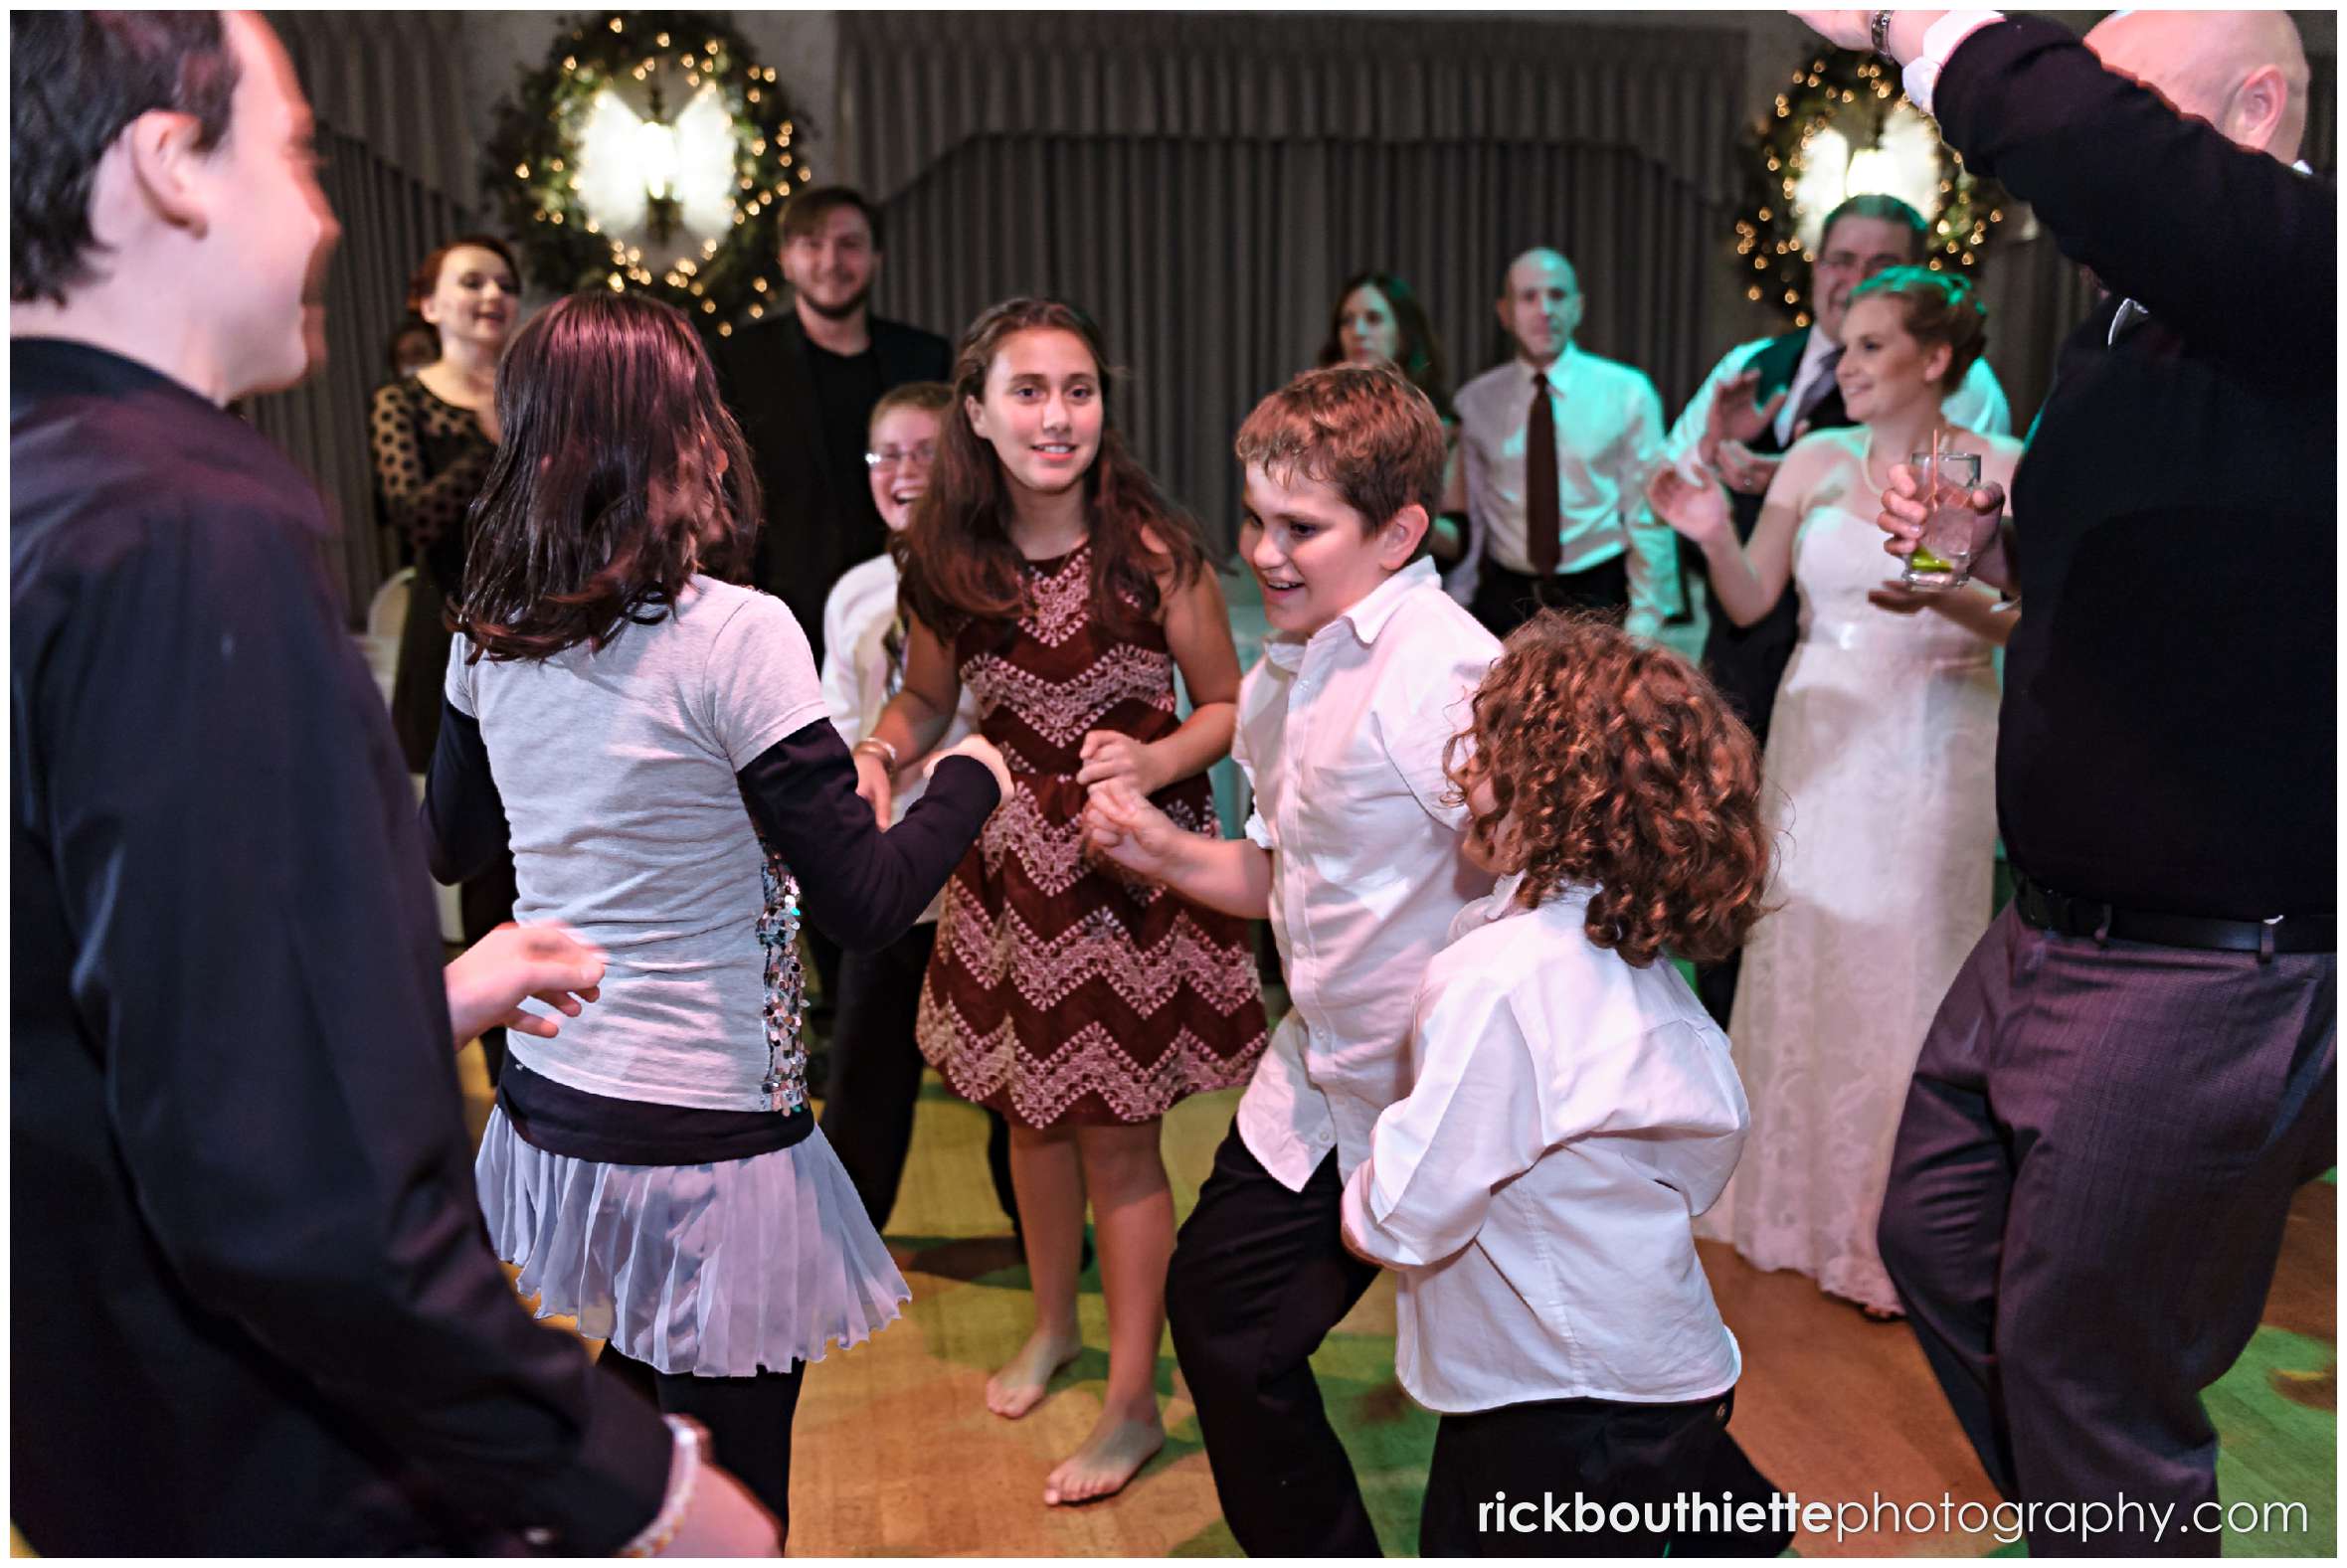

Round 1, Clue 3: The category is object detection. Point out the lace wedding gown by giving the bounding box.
[1697,496,2001,1313]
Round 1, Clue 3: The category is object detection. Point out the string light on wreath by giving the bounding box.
[484,11,812,335]
[1733,50,2006,329]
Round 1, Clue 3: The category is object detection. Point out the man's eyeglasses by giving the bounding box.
[865,443,937,469]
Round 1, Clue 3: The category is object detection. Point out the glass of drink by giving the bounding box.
[1902,449,1984,591]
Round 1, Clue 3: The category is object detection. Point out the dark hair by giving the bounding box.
[779,185,882,251]
[1446,610,1772,967]
[452,291,762,662]
[1314,271,1454,422]
[1233,363,1447,563]
[869,380,953,432]
[405,234,520,318]
[11,10,243,305]
[1819,193,1928,259]
[1848,265,1990,393]
[895,296,1208,642]
[387,317,440,377]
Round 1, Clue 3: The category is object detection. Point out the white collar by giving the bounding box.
[1517,342,1580,395]
[1263,557,1441,671]
[1447,870,1599,944]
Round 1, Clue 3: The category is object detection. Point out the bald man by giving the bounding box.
[1447,248,1684,640]
[1795,10,2333,1555]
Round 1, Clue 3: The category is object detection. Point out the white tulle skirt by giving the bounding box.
[474,1108,909,1377]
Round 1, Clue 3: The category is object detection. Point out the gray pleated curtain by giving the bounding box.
[245,12,477,624]
[845,12,1748,556]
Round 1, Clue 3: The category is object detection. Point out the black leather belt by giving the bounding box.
[2012,872,2335,957]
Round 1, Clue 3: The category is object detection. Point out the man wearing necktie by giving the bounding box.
[1446,249,1683,641]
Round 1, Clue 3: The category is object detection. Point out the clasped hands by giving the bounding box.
[850,733,1017,826]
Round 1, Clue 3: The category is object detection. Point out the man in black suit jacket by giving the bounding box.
[1798,9,2333,1553]
[712,186,951,668]
[1664,192,2011,1026]
[9,12,771,1554]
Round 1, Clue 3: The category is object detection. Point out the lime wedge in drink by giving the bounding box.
[1910,545,1955,573]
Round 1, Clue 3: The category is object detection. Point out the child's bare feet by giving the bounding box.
[1042,1409,1166,1505]
[985,1326,1081,1419]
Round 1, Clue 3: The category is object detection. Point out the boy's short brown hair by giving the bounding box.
[869,380,953,433]
[1233,363,1447,561]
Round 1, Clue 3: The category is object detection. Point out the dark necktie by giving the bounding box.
[1785,346,1844,441]
[1526,372,1560,577]
[881,612,909,701]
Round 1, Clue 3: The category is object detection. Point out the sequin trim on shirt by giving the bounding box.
[754,830,810,1113]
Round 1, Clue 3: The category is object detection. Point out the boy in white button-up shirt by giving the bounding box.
[1338,610,1776,1556]
[1084,363,1498,1554]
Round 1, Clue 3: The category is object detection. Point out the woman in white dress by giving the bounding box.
[1648,267,2022,1317]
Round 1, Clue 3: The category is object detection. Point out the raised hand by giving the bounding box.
[1788,10,1880,52]
[444,922,607,1048]
[930,733,1016,803]
[1714,438,1784,497]
[1705,370,1787,456]
[1645,463,1734,547]
[1878,463,2006,564]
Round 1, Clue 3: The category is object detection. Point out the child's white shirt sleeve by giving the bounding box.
[1339,965,1560,1269]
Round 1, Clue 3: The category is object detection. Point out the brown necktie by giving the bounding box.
[1526,372,1560,577]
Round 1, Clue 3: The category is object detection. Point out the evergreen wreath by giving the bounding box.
[483,10,810,338]
[1734,48,2008,329]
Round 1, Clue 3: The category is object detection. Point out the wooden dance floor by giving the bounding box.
[442,1037,2335,1558]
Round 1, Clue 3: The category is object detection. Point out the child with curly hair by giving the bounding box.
[1337,610,1775,1557]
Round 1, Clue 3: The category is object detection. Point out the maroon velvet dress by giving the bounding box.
[916,542,1268,1127]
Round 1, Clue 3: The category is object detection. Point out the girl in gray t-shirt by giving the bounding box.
[423,291,1008,1539]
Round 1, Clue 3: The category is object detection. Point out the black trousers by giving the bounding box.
[1688,584,1800,1029]
[818,923,1018,1232]
[1168,1126,1791,1558]
[600,1348,806,1544]
[1420,1390,1739,1557]
[1167,1126,1384,1555]
[1878,908,2335,1555]
[1467,553,1631,641]
[456,846,518,1087]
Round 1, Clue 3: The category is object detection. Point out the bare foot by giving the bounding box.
[985,1327,1081,1419]
[1043,1412,1166,1506]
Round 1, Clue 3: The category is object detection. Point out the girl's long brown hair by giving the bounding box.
[453,291,761,661]
[1446,610,1774,966]
[893,297,1207,642]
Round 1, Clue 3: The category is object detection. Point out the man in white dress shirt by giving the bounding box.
[1446,249,1684,642]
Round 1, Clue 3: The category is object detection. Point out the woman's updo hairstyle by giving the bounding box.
[1847,265,1989,393]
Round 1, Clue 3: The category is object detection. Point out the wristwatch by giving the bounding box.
[1871,9,1896,60]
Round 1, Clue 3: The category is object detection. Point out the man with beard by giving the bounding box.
[714,187,951,670]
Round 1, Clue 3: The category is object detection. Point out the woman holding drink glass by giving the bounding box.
[1646,267,2021,1318]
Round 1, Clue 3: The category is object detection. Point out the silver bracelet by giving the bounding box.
[852,736,899,771]
[617,1415,705,1557]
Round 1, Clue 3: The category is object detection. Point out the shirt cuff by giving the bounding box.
[1243,808,1274,851]
[1901,10,2005,117]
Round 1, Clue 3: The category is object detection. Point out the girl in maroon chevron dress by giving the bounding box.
[854,297,1266,1506]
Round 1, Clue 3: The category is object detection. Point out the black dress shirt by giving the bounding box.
[711,312,951,667]
[10,338,669,1553]
[1936,20,2335,920]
